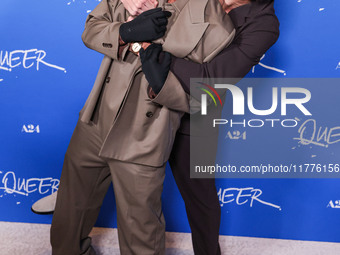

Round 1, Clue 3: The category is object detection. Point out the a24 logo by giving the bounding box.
[226,131,246,140]
[22,124,40,133]
[327,200,340,209]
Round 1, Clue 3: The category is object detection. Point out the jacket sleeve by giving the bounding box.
[149,2,236,113]
[170,14,280,101]
[151,13,279,114]
[81,0,123,60]
[151,71,191,113]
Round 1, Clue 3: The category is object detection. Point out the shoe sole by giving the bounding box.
[31,207,54,215]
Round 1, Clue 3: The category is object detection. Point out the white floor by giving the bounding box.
[0,221,339,255]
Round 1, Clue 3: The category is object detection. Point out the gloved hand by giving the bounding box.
[119,8,171,43]
[140,44,172,94]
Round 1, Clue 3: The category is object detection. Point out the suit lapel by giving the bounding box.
[162,0,209,58]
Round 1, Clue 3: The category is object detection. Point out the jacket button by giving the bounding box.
[146,111,153,118]
[102,43,113,48]
[106,77,111,83]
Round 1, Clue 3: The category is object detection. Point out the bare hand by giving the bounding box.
[121,0,158,16]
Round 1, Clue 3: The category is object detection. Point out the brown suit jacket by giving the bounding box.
[171,0,280,134]
[79,0,235,167]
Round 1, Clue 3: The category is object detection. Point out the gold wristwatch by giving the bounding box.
[131,42,142,53]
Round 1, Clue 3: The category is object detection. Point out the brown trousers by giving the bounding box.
[50,119,166,255]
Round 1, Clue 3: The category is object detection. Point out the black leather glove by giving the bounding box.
[140,44,172,94]
[119,8,171,43]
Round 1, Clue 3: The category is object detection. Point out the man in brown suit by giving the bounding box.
[138,1,280,255]
[50,0,235,254]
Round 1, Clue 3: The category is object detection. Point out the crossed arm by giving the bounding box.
[152,11,280,112]
[170,14,280,98]
[81,0,167,61]
[82,0,279,115]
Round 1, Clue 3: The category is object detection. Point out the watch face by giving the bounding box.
[132,43,142,53]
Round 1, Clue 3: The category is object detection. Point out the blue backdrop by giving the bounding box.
[1,0,340,243]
